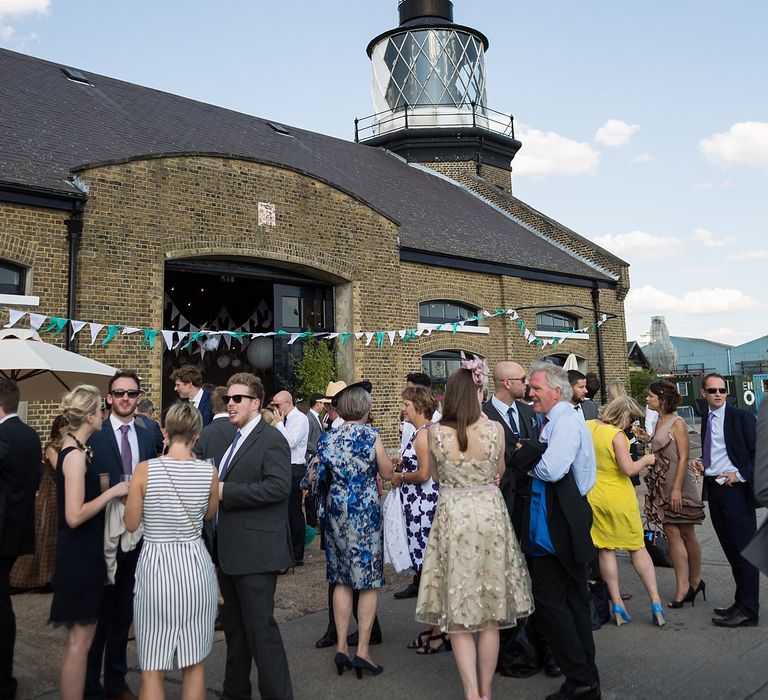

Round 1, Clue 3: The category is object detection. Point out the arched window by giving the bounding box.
[536,310,579,333]
[419,300,478,326]
[422,349,476,397]
[0,260,25,295]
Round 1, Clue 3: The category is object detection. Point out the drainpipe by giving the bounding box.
[65,201,84,351]
[591,283,607,404]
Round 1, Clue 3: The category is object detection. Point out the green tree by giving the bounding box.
[629,369,658,406]
[293,338,336,399]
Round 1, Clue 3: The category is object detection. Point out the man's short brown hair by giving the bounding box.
[211,386,229,414]
[170,366,202,387]
[0,378,20,413]
[227,372,265,404]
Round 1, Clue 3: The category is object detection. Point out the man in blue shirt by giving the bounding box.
[521,362,600,700]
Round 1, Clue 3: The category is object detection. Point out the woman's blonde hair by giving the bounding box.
[60,385,102,430]
[599,395,644,430]
[164,401,203,444]
[605,380,627,402]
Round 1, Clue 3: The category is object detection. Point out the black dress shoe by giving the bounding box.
[544,652,563,678]
[713,603,738,617]
[347,630,382,646]
[315,630,337,648]
[712,611,758,628]
[546,683,601,700]
[393,582,419,599]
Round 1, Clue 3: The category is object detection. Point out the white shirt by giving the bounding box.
[191,387,204,409]
[531,400,597,496]
[218,413,261,478]
[0,413,17,425]
[400,408,441,451]
[110,414,139,472]
[276,406,309,464]
[645,407,659,437]
[704,405,745,481]
[331,416,345,429]
[491,395,517,432]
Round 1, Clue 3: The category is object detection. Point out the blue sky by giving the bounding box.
[2,0,766,346]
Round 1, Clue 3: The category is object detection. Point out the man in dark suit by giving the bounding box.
[303,393,325,529]
[171,365,213,426]
[0,379,42,700]
[743,398,768,576]
[568,370,598,420]
[194,386,236,466]
[133,398,164,456]
[85,371,156,700]
[700,373,759,627]
[217,372,294,700]
[515,362,600,700]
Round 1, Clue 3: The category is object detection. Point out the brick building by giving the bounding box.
[0,0,630,440]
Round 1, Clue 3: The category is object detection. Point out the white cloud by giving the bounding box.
[689,227,734,248]
[594,119,640,148]
[699,121,768,168]
[0,23,12,39]
[626,285,763,315]
[700,327,761,345]
[593,230,680,258]
[513,124,599,177]
[630,153,653,163]
[726,249,768,262]
[0,0,49,15]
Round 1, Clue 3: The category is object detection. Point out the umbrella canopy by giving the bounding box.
[563,353,580,371]
[0,329,117,401]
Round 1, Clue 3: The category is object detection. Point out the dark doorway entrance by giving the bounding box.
[163,258,334,412]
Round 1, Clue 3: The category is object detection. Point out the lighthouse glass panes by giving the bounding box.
[371,29,488,133]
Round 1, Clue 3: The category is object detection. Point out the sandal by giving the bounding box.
[407,629,433,650]
[416,633,452,655]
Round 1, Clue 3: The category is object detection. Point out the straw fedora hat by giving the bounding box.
[322,380,347,402]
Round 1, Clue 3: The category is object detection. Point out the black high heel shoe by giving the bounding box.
[334,652,353,676]
[691,580,706,602]
[668,580,706,608]
[352,655,383,679]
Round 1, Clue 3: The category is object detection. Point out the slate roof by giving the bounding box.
[0,48,614,285]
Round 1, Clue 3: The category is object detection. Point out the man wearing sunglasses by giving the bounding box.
[700,373,759,628]
[86,371,157,700]
[216,372,294,700]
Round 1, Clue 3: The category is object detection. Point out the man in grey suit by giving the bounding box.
[217,372,294,700]
[568,370,598,420]
[742,398,768,576]
[194,386,236,466]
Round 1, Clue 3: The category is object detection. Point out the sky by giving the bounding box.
[1,0,767,346]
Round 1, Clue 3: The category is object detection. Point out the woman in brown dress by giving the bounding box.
[641,381,705,608]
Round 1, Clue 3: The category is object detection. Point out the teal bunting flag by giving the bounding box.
[101,325,121,346]
[375,331,385,347]
[143,329,158,349]
[43,317,68,334]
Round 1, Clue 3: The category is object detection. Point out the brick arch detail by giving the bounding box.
[0,235,38,268]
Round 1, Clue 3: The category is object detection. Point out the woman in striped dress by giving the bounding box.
[125,402,218,699]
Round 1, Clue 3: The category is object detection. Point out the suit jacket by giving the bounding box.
[198,389,213,427]
[305,411,323,463]
[194,415,237,466]
[88,418,157,486]
[482,399,538,529]
[580,400,599,420]
[134,414,164,457]
[0,416,42,557]
[743,400,768,575]
[700,404,757,495]
[217,419,294,575]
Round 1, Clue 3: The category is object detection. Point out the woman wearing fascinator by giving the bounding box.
[416,356,534,700]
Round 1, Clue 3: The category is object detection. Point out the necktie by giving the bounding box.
[507,405,519,437]
[219,430,242,480]
[119,424,132,475]
[283,411,288,426]
[574,404,581,411]
[702,413,713,469]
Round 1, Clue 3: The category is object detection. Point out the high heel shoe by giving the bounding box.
[691,580,706,602]
[651,602,666,626]
[613,603,632,626]
[352,655,384,679]
[334,652,353,676]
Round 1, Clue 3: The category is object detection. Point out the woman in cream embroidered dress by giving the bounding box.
[416,364,533,700]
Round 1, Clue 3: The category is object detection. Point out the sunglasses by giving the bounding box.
[505,376,527,383]
[705,387,728,395]
[110,389,141,398]
[225,394,258,404]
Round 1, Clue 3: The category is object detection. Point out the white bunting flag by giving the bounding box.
[88,323,104,345]
[70,320,86,339]
[28,313,46,331]
[3,309,25,328]
[387,331,396,345]
[161,330,175,350]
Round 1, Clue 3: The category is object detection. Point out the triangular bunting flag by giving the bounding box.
[161,330,175,349]
[387,331,396,345]
[4,309,25,328]
[88,323,104,345]
[28,313,46,331]
[70,320,86,340]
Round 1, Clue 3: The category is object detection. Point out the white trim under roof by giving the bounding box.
[536,331,590,340]
[417,322,490,335]
[0,294,39,306]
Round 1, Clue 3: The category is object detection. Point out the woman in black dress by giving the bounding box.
[48,385,128,700]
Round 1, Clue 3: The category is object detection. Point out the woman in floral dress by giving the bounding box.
[416,364,534,700]
[391,384,443,653]
[316,382,395,679]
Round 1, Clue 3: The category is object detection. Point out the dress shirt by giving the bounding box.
[0,413,17,425]
[218,413,261,478]
[331,416,345,429]
[531,400,596,496]
[109,414,139,472]
[212,412,229,421]
[276,406,309,464]
[645,407,659,437]
[704,405,745,481]
[191,386,204,409]
[401,408,441,451]
[309,409,324,433]
[491,395,515,431]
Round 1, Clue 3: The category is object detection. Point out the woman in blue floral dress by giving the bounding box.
[391,385,444,653]
[316,383,395,679]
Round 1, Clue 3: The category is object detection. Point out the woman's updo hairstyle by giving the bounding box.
[60,385,102,430]
[648,380,682,413]
[164,401,203,444]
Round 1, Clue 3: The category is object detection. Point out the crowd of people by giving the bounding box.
[0,355,765,700]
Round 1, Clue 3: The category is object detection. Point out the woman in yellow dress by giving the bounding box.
[586,396,665,627]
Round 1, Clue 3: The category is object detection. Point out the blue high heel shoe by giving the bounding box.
[651,602,667,627]
[613,603,632,626]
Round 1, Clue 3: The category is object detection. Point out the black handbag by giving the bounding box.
[588,579,611,630]
[644,528,672,568]
[497,618,541,678]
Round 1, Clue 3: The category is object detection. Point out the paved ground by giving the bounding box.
[10,432,768,699]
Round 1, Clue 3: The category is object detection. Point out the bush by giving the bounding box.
[293,338,336,399]
[629,369,658,406]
